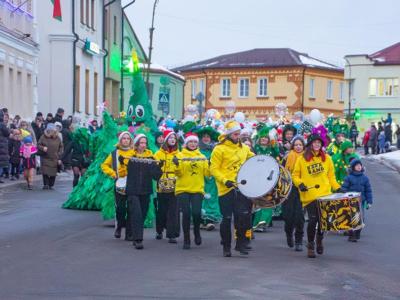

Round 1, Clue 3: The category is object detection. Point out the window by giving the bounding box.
[104,8,109,39]
[199,79,205,94]
[369,78,399,97]
[258,78,268,97]
[94,72,98,115]
[309,78,315,98]
[80,0,85,24]
[75,66,80,112]
[85,69,90,114]
[113,15,117,44]
[85,0,89,25]
[239,78,249,98]
[91,0,95,29]
[339,82,344,101]
[327,80,333,100]
[221,78,231,97]
[191,80,197,99]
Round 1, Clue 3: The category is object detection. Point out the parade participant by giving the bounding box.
[341,159,373,242]
[38,123,64,190]
[327,132,345,156]
[281,135,305,251]
[196,126,221,231]
[154,130,180,243]
[173,133,210,249]
[210,120,254,257]
[123,134,162,249]
[155,131,164,149]
[332,140,359,185]
[279,124,297,157]
[292,134,340,258]
[101,131,135,239]
[20,136,37,190]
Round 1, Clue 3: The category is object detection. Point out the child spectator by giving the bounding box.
[20,136,37,190]
[8,129,22,180]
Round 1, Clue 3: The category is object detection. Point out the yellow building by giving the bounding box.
[174,49,345,119]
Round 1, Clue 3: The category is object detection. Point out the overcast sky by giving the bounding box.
[124,0,400,68]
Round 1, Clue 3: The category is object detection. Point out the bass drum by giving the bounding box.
[237,155,292,208]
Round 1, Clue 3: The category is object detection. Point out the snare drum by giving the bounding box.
[317,192,364,232]
[237,155,292,208]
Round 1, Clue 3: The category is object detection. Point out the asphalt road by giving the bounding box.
[0,160,399,300]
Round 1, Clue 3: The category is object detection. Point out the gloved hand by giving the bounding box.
[298,183,308,192]
[118,155,125,165]
[366,203,372,210]
[172,156,179,166]
[158,160,165,168]
[225,180,235,188]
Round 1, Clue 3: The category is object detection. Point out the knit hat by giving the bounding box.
[54,121,62,128]
[46,123,56,131]
[133,133,146,146]
[306,134,325,147]
[350,158,362,170]
[163,129,176,141]
[291,135,305,145]
[340,140,354,152]
[118,131,132,143]
[224,120,241,135]
[184,132,199,144]
[23,136,33,144]
[194,126,220,142]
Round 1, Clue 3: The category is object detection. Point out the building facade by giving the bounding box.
[0,0,38,119]
[175,49,344,120]
[345,43,400,132]
[37,0,104,121]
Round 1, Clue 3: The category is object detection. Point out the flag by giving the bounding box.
[51,0,62,21]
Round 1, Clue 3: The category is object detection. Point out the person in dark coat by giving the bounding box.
[341,159,373,242]
[368,124,378,154]
[31,116,45,142]
[37,123,64,189]
[8,129,22,180]
[54,108,64,123]
[0,110,10,183]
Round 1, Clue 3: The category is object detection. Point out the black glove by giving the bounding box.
[298,183,308,192]
[172,156,179,166]
[118,155,125,165]
[225,180,235,188]
[158,160,165,168]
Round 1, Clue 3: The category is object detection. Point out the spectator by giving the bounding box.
[384,123,392,145]
[3,112,10,127]
[368,124,378,154]
[0,110,11,183]
[19,120,37,145]
[54,108,64,123]
[382,113,392,126]
[45,113,54,125]
[396,125,400,150]
[31,116,45,141]
[349,121,359,148]
[362,129,370,155]
[8,129,22,180]
[378,131,386,154]
[21,136,37,190]
[377,121,384,134]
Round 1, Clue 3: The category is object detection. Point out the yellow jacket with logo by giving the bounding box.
[292,153,340,207]
[154,147,179,192]
[175,148,210,195]
[101,147,135,179]
[210,140,254,196]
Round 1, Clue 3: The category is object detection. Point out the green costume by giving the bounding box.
[332,140,359,185]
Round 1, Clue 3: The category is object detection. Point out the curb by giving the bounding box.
[0,172,73,189]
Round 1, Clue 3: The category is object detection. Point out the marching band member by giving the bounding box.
[154,130,180,243]
[292,134,340,258]
[123,134,162,249]
[210,121,254,257]
[173,133,210,249]
[101,132,135,240]
[281,135,305,251]
[279,124,297,158]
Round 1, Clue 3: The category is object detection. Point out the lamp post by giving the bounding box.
[145,0,159,99]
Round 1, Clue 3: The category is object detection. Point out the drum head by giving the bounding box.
[237,155,279,198]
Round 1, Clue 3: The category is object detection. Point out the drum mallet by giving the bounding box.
[307,184,320,190]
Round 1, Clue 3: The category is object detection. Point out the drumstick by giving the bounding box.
[307,184,320,190]
[267,170,274,181]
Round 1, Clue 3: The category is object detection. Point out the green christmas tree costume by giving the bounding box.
[332,140,359,185]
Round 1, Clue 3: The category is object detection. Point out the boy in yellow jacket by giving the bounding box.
[210,120,254,257]
[173,132,210,249]
[101,131,135,240]
[292,134,340,258]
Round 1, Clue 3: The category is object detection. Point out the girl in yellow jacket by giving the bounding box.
[101,131,135,240]
[292,134,340,258]
[173,132,210,249]
[153,130,180,243]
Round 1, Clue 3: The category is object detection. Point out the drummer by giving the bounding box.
[210,120,254,257]
[292,134,340,258]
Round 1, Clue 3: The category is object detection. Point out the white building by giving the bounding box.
[345,43,400,132]
[37,0,105,121]
[0,0,39,119]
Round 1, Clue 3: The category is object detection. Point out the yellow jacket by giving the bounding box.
[210,140,254,196]
[154,147,180,191]
[101,147,135,179]
[175,148,210,195]
[292,153,340,207]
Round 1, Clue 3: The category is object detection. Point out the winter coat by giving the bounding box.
[154,147,180,192]
[384,125,392,144]
[38,130,64,176]
[0,122,10,168]
[125,149,161,195]
[101,147,135,179]
[210,139,254,196]
[292,153,340,207]
[20,144,37,169]
[368,127,378,146]
[362,131,370,146]
[31,121,45,141]
[341,169,373,205]
[175,148,210,196]
[8,138,21,165]
[378,132,386,149]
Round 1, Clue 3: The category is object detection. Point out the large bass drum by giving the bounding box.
[237,155,292,208]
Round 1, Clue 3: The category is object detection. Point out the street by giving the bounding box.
[0,159,399,300]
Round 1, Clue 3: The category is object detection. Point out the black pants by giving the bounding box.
[282,188,304,244]
[10,163,20,177]
[305,201,323,243]
[127,194,150,242]
[219,190,252,249]
[155,192,179,238]
[177,193,203,243]
[43,175,56,187]
[115,192,131,237]
[364,145,369,155]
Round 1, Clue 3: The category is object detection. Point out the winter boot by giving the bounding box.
[307,242,316,258]
[286,234,294,248]
[223,246,232,257]
[114,228,121,239]
[295,243,303,252]
[316,235,324,255]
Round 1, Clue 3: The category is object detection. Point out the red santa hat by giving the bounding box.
[163,129,176,141]
[184,132,199,144]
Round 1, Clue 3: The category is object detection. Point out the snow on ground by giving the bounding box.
[367,150,400,173]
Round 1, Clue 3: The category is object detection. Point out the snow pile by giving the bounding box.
[369,150,400,173]
[299,55,339,69]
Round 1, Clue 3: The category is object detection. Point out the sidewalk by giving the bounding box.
[0,171,73,189]
[365,150,400,173]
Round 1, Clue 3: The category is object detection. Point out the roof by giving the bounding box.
[369,42,400,65]
[173,48,342,73]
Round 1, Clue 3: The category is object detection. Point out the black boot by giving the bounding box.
[355,229,361,240]
[223,246,232,257]
[316,235,324,255]
[295,243,303,252]
[155,232,163,240]
[114,228,121,239]
[134,241,143,250]
[307,242,316,258]
[286,234,294,248]
[194,235,202,246]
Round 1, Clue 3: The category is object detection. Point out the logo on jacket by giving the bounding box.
[307,163,324,175]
